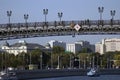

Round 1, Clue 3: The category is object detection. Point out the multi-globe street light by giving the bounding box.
[7,10,12,24]
[24,14,29,25]
[98,7,104,20]
[110,10,115,30]
[110,10,116,20]
[98,7,104,30]
[43,9,48,23]
[58,12,63,22]
[24,14,29,35]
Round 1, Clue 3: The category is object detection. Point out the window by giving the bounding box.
[111,42,116,51]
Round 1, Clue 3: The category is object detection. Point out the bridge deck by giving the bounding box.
[0,20,120,40]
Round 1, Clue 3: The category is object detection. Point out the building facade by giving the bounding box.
[75,40,95,52]
[95,38,120,55]
[66,43,82,54]
[66,40,94,54]
[1,40,47,55]
[48,40,66,49]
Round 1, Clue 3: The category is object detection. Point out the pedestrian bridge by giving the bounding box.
[0,19,120,40]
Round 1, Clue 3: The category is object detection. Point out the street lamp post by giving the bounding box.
[109,56,111,69]
[98,7,104,31]
[98,7,104,20]
[92,56,95,68]
[90,57,92,68]
[79,56,81,69]
[5,53,7,70]
[110,10,115,30]
[98,7,104,30]
[51,52,53,69]
[40,53,43,69]
[97,55,99,68]
[23,53,25,69]
[24,14,29,36]
[84,58,86,69]
[30,53,31,65]
[7,11,12,25]
[57,56,60,69]
[2,52,4,70]
[70,55,72,68]
[24,14,29,28]
[24,14,29,23]
[86,56,89,69]
[107,58,109,69]
[58,12,63,23]
[43,9,48,23]
[110,10,116,20]
[100,57,103,69]
[7,11,12,31]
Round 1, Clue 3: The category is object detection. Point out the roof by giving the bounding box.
[11,42,45,50]
[27,43,45,50]
[1,39,45,50]
[11,43,26,47]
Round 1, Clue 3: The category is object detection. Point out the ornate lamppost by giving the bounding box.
[98,7,104,31]
[7,11,12,24]
[24,14,29,27]
[110,10,115,30]
[43,9,48,23]
[7,11,12,31]
[98,7,104,20]
[110,10,116,20]
[24,14,29,35]
[58,12,63,22]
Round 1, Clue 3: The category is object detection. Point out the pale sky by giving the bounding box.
[0,0,120,45]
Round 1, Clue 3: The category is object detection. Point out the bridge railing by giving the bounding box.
[0,20,120,29]
[0,20,120,32]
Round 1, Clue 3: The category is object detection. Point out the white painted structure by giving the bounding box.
[66,43,81,54]
[48,40,66,49]
[66,40,94,54]
[1,40,45,55]
[95,38,120,54]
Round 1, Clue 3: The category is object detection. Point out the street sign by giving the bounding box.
[74,24,81,31]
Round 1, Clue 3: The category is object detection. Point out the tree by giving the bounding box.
[102,52,114,68]
[59,53,70,68]
[16,52,29,69]
[77,53,89,68]
[30,49,42,64]
[30,49,50,69]
[80,48,92,53]
[114,54,120,68]
[52,46,65,54]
